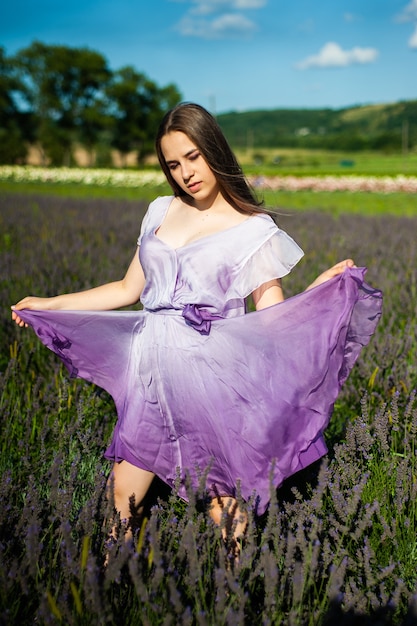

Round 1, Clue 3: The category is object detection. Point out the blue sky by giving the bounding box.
[1,0,416,113]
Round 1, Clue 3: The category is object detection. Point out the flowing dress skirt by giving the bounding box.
[18,267,382,514]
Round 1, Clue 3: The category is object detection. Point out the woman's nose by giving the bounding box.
[181,163,193,181]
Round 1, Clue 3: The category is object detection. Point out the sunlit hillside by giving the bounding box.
[217,100,417,152]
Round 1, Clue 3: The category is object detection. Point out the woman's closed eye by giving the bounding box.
[167,151,200,170]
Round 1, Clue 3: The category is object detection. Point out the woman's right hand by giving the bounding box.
[11,296,54,327]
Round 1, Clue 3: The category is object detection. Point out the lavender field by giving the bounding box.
[1,190,417,625]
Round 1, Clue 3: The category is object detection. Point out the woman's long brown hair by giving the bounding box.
[155,102,266,215]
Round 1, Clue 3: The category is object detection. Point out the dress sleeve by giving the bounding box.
[136,196,173,246]
[228,228,304,300]
[137,205,153,246]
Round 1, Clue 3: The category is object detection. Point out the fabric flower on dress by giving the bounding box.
[182,304,222,335]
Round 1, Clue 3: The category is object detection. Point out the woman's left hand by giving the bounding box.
[306,259,356,291]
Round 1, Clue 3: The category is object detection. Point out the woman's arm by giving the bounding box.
[12,248,145,327]
[251,259,355,312]
[252,279,284,311]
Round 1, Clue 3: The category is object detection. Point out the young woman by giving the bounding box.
[12,103,382,551]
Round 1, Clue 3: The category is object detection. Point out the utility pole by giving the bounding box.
[402,119,409,171]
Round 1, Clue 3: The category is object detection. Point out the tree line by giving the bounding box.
[217,102,417,153]
[2,41,415,167]
[0,42,182,166]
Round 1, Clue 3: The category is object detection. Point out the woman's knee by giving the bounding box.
[109,461,155,511]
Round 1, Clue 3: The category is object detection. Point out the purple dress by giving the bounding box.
[18,196,382,513]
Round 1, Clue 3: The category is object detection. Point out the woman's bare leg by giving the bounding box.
[209,496,248,554]
[106,460,155,544]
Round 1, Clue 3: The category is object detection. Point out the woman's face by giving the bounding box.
[160,131,221,208]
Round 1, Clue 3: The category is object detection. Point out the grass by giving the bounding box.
[2,148,417,217]
[0,179,171,201]
[262,190,417,217]
[234,148,417,176]
[1,179,416,218]
[1,183,417,624]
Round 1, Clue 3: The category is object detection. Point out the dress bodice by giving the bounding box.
[138,196,304,318]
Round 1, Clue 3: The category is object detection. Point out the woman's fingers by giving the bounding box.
[11,308,28,328]
[306,259,356,291]
[330,258,355,276]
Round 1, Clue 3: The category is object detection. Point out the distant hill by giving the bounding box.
[217,100,417,152]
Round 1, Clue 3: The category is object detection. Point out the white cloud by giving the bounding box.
[178,0,266,16]
[172,0,265,38]
[396,0,417,22]
[296,42,379,70]
[409,23,417,47]
[396,1,417,48]
[177,12,257,38]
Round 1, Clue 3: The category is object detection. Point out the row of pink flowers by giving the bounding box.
[249,175,417,194]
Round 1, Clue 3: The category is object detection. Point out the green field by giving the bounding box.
[235,147,417,176]
[1,182,416,218]
[1,148,417,217]
[1,179,417,625]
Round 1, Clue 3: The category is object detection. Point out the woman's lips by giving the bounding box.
[188,182,202,192]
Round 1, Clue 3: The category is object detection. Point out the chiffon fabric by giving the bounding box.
[18,196,382,514]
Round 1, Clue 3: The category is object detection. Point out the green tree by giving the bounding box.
[106,66,181,165]
[0,47,32,164]
[14,41,111,165]
[369,131,401,153]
